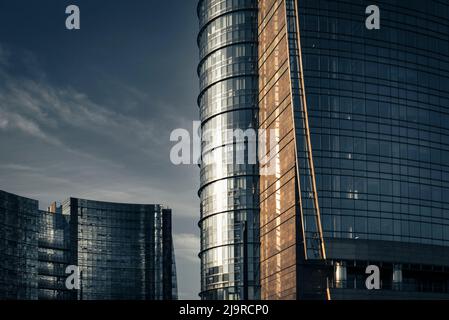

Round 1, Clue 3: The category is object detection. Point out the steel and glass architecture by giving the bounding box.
[0,191,39,299]
[38,204,74,300]
[197,0,260,300]
[0,190,177,300]
[64,198,177,300]
[259,0,449,299]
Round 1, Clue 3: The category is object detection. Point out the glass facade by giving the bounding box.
[259,0,302,300]
[64,198,177,300]
[0,190,39,299]
[259,0,449,299]
[197,0,260,300]
[299,0,449,247]
[38,206,74,300]
[0,191,177,300]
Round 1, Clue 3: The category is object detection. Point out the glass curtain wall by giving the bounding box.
[197,0,260,300]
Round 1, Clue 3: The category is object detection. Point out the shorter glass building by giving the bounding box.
[38,204,75,300]
[0,190,39,299]
[64,198,177,300]
[0,190,177,300]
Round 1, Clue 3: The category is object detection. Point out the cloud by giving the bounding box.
[173,233,200,299]
[0,69,160,156]
[0,109,59,145]
[174,233,200,264]
[0,43,200,215]
[0,41,200,299]
[0,117,8,129]
[0,163,39,172]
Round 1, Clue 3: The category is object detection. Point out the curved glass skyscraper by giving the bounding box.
[197,0,260,300]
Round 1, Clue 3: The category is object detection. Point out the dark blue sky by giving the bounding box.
[0,0,200,299]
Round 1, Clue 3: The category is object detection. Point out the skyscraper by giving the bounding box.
[259,0,449,299]
[197,0,261,300]
[198,0,449,300]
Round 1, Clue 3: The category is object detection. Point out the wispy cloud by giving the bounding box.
[0,163,38,172]
[0,40,200,299]
[0,108,60,145]
[0,42,199,214]
[0,62,160,159]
